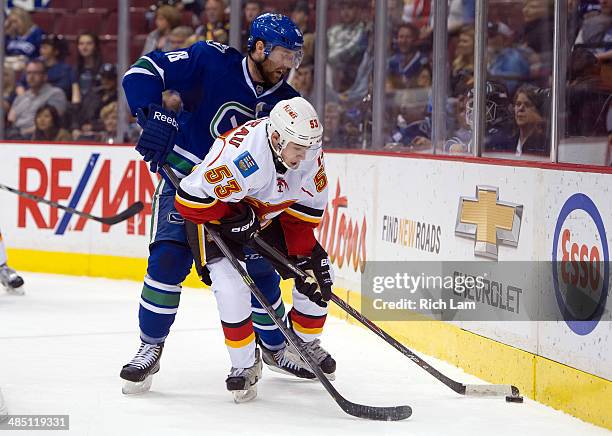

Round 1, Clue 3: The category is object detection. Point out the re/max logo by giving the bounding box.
[17,155,157,235]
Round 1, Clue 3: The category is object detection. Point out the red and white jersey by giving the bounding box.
[175,118,328,256]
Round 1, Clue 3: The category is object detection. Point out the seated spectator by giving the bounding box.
[327,0,368,93]
[512,84,550,156]
[291,1,315,65]
[289,63,314,103]
[566,48,610,136]
[16,34,74,100]
[487,21,530,95]
[387,23,429,90]
[168,26,195,51]
[72,33,103,105]
[142,4,182,54]
[31,104,71,142]
[242,1,263,52]
[451,26,475,83]
[98,102,119,143]
[73,63,118,138]
[6,59,67,139]
[445,81,515,154]
[196,0,230,44]
[575,0,612,62]
[4,7,44,72]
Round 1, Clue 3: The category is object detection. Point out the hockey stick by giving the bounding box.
[0,182,144,226]
[161,165,411,421]
[251,235,522,400]
[207,226,411,421]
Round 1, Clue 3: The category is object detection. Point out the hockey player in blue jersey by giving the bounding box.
[120,13,336,394]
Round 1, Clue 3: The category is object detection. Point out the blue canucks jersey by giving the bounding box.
[122,40,299,177]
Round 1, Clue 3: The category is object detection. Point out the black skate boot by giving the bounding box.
[226,348,262,403]
[261,345,316,379]
[120,341,164,394]
[0,264,24,295]
[301,338,336,381]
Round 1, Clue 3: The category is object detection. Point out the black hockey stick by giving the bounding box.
[0,182,144,226]
[207,226,411,421]
[251,235,522,400]
[161,165,411,421]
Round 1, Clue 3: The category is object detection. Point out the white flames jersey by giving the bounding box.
[178,118,328,228]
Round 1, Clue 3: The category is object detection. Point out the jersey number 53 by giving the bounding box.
[204,165,242,199]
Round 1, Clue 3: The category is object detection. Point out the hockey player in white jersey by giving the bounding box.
[0,229,24,295]
[175,97,334,402]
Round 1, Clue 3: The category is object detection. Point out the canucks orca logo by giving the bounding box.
[210,102,254,139]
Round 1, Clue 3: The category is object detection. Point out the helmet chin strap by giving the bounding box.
[266,123,289,174]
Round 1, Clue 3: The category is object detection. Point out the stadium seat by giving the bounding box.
[49,0,83,10]
[56,12,103,35]
[31,10,58,33]
[82,0,116,9]
[102,10,149,36]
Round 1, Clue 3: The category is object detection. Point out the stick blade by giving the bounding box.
[98,202,144,225]
[340,400,412,421]
[464,384,518,397]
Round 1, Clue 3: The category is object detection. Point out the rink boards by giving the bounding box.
[0,142,610,429]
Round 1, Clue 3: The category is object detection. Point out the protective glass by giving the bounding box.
[267,45,304,69]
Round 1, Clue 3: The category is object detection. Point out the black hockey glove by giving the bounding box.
[136,103,178,173]
[215,204,260,246]
[294,242,333,308]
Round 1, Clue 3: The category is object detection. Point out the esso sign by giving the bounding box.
[552,194,609,335]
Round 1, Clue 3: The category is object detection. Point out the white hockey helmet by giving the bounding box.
[267,97,323,167]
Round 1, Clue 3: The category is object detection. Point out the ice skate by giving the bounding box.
[226,348,262,403]
[120,342,163,395]
[261,344,316,379]
[0,264,24,295]
[300,338,336,381]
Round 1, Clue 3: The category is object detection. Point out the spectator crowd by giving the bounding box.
[1,0,611,164]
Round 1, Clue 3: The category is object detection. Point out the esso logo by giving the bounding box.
[552,193,609,335]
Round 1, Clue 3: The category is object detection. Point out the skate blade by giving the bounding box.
[232,385,257,403]
[122,376,153,395]
[264,364,316,380]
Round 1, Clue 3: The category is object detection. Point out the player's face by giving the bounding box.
[263,46,303,84]
[281,142,308,169]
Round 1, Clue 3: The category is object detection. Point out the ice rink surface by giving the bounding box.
[0,273,608,436]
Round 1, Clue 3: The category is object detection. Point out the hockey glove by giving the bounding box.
[135,103,178,173]
[294,243,333,308]
[215,204,260,246]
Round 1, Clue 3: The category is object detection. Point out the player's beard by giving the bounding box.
[261,59,289,86]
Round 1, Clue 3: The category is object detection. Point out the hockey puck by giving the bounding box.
[506,395,524,403]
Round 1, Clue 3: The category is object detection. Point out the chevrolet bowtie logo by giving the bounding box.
[455,186,523,260]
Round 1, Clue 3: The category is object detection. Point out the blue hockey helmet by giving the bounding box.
[247,13,304,67]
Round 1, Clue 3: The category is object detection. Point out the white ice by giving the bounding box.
[0,273,608,436]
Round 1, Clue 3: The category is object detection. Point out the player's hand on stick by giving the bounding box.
[215,204,260,245]
[294,243,333,307]
[136,103,178,173]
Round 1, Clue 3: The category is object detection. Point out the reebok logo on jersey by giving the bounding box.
[153,111,179,129]
[233,151,259,178]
